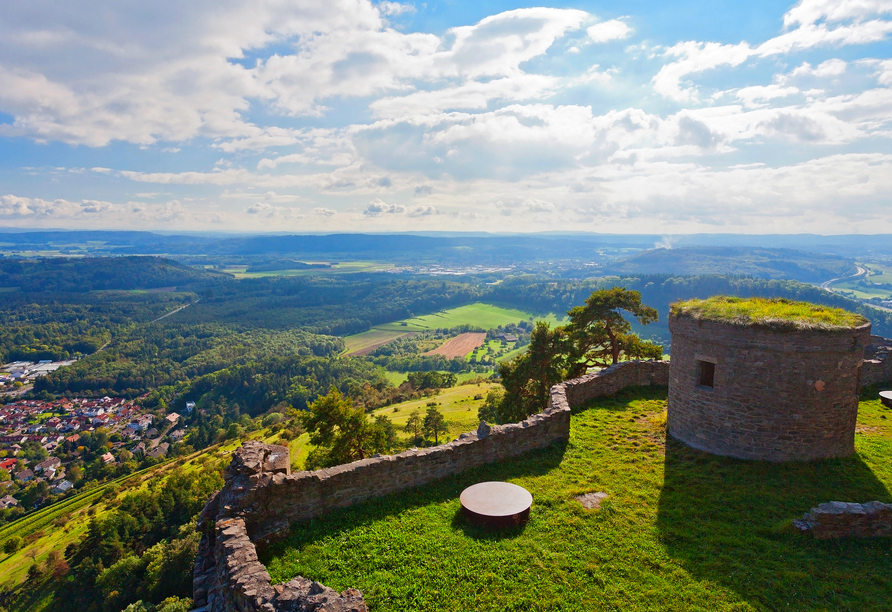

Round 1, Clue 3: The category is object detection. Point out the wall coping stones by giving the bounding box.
[194,360,668,612]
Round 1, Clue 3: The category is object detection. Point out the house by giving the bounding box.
[165,412,180,425]
[51,480,73,495]
[147,442,169,460]
[126,415,153,432]
[35,457,62,473]
[0,458,17,472]
[497,333,519,343]
[0,495,18,509]
[100,452,115,465]
[14,469,34,482]
[170,429,186,442]
[65,433,81,444]
[185,402,195,413]
[133,442,146,456]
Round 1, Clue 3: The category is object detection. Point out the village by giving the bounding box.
[0,391,193,516]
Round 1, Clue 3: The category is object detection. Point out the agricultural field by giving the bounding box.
[343,329,413,356]
[374,303,563,332]
[224,261,394,278]
[423,332,486,358]
[262,386,892,612]
[371,382,500,444]
[342,302,562,358]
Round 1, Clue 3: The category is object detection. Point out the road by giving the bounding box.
[820,266,867,291]
[150,298,200,323]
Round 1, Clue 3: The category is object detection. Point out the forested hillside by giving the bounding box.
[0,256,225,292]
[604,247,856,283]
[488,274,892,347]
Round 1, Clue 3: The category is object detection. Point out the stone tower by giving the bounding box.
[668,297,871,461]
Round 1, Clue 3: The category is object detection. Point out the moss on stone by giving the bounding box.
[670,296,868,331]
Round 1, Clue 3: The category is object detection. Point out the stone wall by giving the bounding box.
[194,360,668,612]
[668,315,872,462]
[793,501,892,539]
[863,335,892,386]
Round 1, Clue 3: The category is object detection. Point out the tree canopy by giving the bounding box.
[298,387,396,469]
[489,288,662,423]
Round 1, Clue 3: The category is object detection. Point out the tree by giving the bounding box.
[299,387,396,469]
[489,288,662,423]
[423,406,447,445]
[3,535,22,554]
[563,287,662,378]
[404,410,422,443]
[497,321,570,423]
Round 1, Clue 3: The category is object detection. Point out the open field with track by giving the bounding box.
[262,386,892,612]
[423,332,486,358]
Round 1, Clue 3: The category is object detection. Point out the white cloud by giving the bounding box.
[791,58,848,78]
[525,198,554,212]
[314,207,337,216]
[586,20,631,43]
[407,205,438,216]
[653,1,892,101]
[364,198,406,215]
[245,202,302,218]
[377,2,415,17]
[736,84,800,107]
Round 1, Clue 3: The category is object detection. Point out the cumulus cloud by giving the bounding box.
[791,58,848,78]
[525,198,554,213]
[414,185,433,196]
[245,202,302,218]
[407,205,438,217]
[653,1,892,101]
[587,20,631,43]
[364,198,406,216]
[314,207,337,216]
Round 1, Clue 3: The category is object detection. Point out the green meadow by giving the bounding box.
[262,386,892,612]
[373,303,564,332]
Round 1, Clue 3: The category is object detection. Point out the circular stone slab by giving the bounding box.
[880,390,892,408]
[460,481,532,528]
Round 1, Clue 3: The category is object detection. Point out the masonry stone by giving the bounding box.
[668,314,872,461]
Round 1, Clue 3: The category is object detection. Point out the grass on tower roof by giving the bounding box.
[670,296,869,331]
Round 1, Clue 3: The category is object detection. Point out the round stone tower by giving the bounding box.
[668,297,871,461]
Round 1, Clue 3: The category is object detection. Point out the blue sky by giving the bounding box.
[1,0,891,233]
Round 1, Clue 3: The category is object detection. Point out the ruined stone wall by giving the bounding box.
[793,501,892,539]
[668,315,872,462]
[863,335,892,386]
[194,360,668,612]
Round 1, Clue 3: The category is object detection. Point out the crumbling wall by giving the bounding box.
[793,501,892,539]
[194,360,668,612]
[863,335,892,386]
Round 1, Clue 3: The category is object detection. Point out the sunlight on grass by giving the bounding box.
[671,296,868,330]
[262,386,892,612]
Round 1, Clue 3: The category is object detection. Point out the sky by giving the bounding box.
[1,0,891,234]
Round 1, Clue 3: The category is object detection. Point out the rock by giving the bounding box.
[477,420,491,438]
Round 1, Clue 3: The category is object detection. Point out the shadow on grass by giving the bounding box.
[449,508,528,540]
[657,437,892,611]
[258,439,566,563]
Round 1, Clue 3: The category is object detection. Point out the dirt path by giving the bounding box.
[423,332,486,358]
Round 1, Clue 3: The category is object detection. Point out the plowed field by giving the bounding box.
[423,332,486,358]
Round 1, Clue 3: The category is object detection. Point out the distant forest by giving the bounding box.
[0,255,889,414]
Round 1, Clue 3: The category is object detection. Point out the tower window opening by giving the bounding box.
[698,360,715,388]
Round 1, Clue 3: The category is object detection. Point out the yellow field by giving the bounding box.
[342,329,412,356]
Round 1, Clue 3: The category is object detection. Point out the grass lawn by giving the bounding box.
[262,386,892,612]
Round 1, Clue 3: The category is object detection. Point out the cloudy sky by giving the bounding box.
[1,0,891,234]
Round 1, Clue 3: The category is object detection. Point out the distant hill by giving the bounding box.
[0,256,226,292]
[604,247,857,284]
